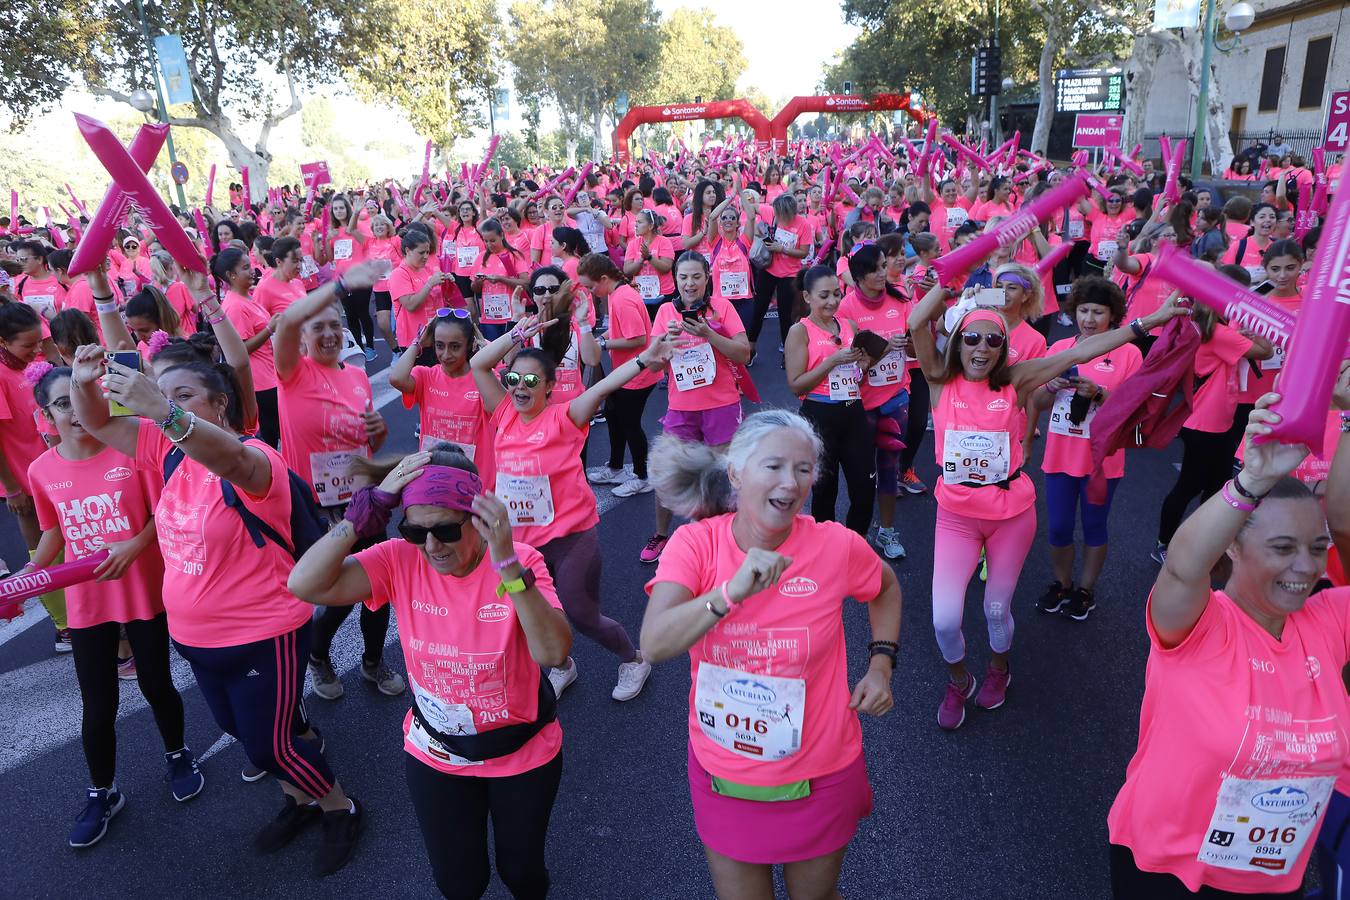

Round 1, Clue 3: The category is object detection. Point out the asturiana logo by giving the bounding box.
[779,576,818,597]
[724,678,776,706]
[104,466,133,482]
[1251,786,1309,814]
[476,602,511,623]
[959,433,996,454]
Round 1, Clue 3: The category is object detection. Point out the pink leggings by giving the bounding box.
[931,504,1038,664]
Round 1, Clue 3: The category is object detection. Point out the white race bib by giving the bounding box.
[1246,265,1267,283]
[1260,343,1287,372]
[1048,390,1096,439]
[457,245,479,268]
[867,349,906,387]
[694,662,804,761]
[407,685,483,768]
[481,290,511,320]
[24,294,56,319]
[332,238,353,261]
[670,342,717,392]
[309,449,359,507]
[719,269,749,298]
[827,363,862,401]
[946,207,968,229]
[496,473,555,527]
[942,429,1011,484]
[634,274,661,300]
[773,228,798,251]
[1068,219,1085,240]
[1096,240,1118,261]
[551,256,565,268]
[1197,775,1334,875]
[300,255,319,279]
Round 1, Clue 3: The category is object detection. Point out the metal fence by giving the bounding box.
[1137,129,1323,163]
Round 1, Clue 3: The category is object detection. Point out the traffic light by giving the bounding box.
[843,80,853,95]
[971,44,1002,97]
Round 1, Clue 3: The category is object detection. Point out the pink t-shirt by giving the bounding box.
[798,317,859,402]
[0,363,49,495]
[650,297,746,412]
[475,250,523,324]
[1107,588,1350,894]
[530,218,570,265]
[445,224,485,277]
[278,356,373,506]
[354,539,564,777]
[606,285,661,390]
[645,513,883,784]
[1186,324,1252,433]
[254,273,305,316]
[838,287,911,409]
[136,423,312,648]
[1041,338,1143,479]
[679,215,714,258]
[366,236,402,293]
[29,445,166,628]
[221,291,278,391]
[387,263,438,347]
[1115,252,1173,329]
[709,237,753,303]
[624,235,676,298]
[1007,320,1048,365]
[929,197,973,251]
[489,401,597,548]
[765,216,815,279]
[1086,208,1135,260]
[16,273,67,319]
[164,282,198,335]
[402,366,493,488]
[329,229,367,275]
[932,374,1035,519]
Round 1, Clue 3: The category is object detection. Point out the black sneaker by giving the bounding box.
[255,797,322,854]
[165,748,205,802]
[69,787,125,848]
[1036,582,1070,614]
[1064,587,1097,621]
[315,798,365,877]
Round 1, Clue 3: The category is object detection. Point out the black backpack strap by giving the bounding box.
[1235,236,1249,265]
[218,481,293,554]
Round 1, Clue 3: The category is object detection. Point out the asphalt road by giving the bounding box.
[0,321,1231,899]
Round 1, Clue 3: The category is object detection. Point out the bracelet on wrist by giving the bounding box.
[1340,412,1350,433]
[491,554,520,573]
[1231,472,1267,501]
[95,299,119,314]
[157,400,185,430]
[1129,318,1148,339]
[165,411,197,444]
[1220,481,1257,514]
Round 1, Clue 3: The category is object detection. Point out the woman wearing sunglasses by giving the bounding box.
[707,177,757,321]
[287,448,572,899]
[1075,188,1135,272]
[909,280,1184,729]
[529,195,571,269]
[469,307,674,701]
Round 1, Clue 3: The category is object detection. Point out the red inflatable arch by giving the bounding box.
[769,93,926,155]
[611,99,771,164]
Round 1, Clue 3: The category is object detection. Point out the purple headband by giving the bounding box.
[402,465,482,512]
[995,273,1032,290]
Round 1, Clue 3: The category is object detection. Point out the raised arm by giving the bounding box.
[907,281,952,383]
[274,262,381,380]
[567,334,672,429]
[84,268,135,352]
[469,314,556,415]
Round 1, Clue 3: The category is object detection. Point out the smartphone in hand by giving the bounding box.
[107,351,142,417]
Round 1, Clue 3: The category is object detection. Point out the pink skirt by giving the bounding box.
[687,743,873,864]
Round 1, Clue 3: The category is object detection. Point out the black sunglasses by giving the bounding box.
[531,284,561,296]
[960,331,1005,349]
[398,520,464,544]
[503,371,543,388]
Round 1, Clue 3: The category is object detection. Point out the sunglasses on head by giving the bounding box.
[960,331,1005,349]
[436,307,470,319]
[398,520,464,545]
[503,371,543,388]
[531,283,561,296]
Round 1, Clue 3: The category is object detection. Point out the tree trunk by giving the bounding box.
[1122,32,1169,158]
[1177,28,1234,175]
[592,104,604,163]
[1031,27,1062,155]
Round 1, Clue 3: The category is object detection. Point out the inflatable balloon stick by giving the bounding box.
[1163,139,1186,204]
[0,551,110,614]
[193,208,210,252]
[562,162,595,206]
[931,171,1091,286]
[1252,181,1350,456]
[240,166,252,209]
[1313,148,1330,216]
[940,133,990,172]
[65,184,88,217]
[204,163,216,207]
[67,122,167,277]
[917,117,938,178]
[9,190,16,228]
[1151,242,1297,344]
[481,134,501,171]
[72,114,207,275]
[1033,241,1073,277]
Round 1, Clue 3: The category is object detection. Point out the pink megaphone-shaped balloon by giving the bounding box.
[1312,148,1330,216]
[917,117,938,179]
[562,162,595,206]
[67,122,167,277]
[481,134,500,172]
[1034,241,1074,277]
[931,171,1091,286]
[940,133,990,172]
[0,550,110,606]
[1151,242,1297,345]
[1164,139,1186,204]
[74,114,207,275]
[204,163,216,207]
[1252,179,1350,456]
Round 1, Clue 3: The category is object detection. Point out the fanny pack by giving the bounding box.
[410,670,557,762]
[710,776,811,802]
[958,467,1024,491]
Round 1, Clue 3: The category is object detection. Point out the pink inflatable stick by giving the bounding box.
[0,551,110,606]
[204,164,216,207]
[67,122,167,277]
[562,162,595,206]
[1151,242,1297,347]
[240,166,252,210]
[65,184,88,217]
[1033,241,1073,277]
[1312,148,1330,216]
[917,118,938,179]
[940,133,990,172]
[1163,139,1186,204]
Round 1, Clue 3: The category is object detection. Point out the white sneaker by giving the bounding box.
[548,658,578,698]
[612,657,652,701]
[611,478,652,497]
[586,466,630,485]
[875,528,907,560]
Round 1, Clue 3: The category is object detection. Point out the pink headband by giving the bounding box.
[402,465,482,512]
[958,309,1008,332]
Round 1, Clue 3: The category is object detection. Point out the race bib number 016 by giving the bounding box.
[694,663,805,761]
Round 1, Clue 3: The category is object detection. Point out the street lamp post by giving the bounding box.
[134,0,188,209]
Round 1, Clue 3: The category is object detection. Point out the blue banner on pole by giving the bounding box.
[154,34,193,105]
[493,88,510,124]
[1153,0,1201,30]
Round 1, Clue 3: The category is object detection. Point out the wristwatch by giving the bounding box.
[496,568,538,598]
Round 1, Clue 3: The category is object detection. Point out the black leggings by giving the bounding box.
[406,752,563,900]
[604,384,656,479]
[1108,843,1301,898]
[800,398,876,537]
[310,602,391,668]
[341,286,375,350]
[747,269,798,346]
[898,369,931,473]
[69,614,185,788]
[255,387,280,448]
[1157,427,1241,546]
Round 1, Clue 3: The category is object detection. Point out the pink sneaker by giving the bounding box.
[937,674,978,730]
[639,534,669,564]
[975,665,1011,710]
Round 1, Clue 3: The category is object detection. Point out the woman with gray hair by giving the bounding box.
[641,409,901,898]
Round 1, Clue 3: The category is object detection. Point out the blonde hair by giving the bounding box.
[994,262,1043,322]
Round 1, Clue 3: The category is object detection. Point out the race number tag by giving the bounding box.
[496,474,555,527]
[1048,390,1095,438]
[1197,775,1334,875]
[827,363,862,401]
[1260,343,1287,372]
[694,662,805,761]
[867,349,906,387]
[332,238,353,261]
[719,270,749,298]
[942,429,1011,484]
[773,228,798,250]
[946,207,968,229]
[300,255,320,279]
[481,290,511,320]
[310,449,359,507]
[634,275,661,300]
[24,294,56,319]
[407,683,484,768]
[671,342,717,392]
[457,245,478,268]
[1096,240,1118,261]
[1246,265,1267,284]
[1068,219,1085,240]
[551,256,565,268]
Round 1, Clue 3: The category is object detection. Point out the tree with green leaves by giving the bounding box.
[641,8,745,106]
[505,0,662,164]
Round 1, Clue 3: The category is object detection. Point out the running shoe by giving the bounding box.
[586,465,630,485]
[639,534,669,564]
[1036,582,1070,614]
[548,657,578,698]
[875,527,906,560]
[255,797,322,854]
[362,346,376,362]
[241,764,268,783]
[308,657,344,700]
[117,655,138,682]
[315,799,365,877]
[937,674,978,730]
[1150,542,1168,565]
[612,478,652,498]
[55,628,73,653]
[899,469,927,495]
[68,787,125,848]
[612,658,652,701]
[975,665,1011,710]
[979,551,988,583]
[1064,587,1097,621]
[748,349,757,367]
[360,660,406,697]
[165,748,205,802]
[590,411,607,425]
